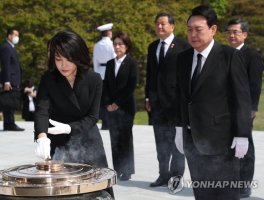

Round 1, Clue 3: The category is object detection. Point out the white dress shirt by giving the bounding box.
[156,33,174,62]
[191,39,215,78]
[115,55,126,77]
[236,43,244,50]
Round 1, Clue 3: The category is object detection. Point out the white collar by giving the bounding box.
[102,36,111,41]
[116,54,126,63]
[236,43,244,50]
[194,39,214,59]
[7,39,15,48]
[160,33,174,45]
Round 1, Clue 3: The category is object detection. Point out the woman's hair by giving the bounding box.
[48,30,90,76]
[113,31,132,53]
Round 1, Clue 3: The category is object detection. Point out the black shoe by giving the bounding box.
[240,188,251,198]
[119,174,131,181]
[4,124,25,131]
[150,176,168,187]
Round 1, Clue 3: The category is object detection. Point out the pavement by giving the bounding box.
[0,121,263,200]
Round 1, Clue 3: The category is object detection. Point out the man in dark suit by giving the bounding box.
[226,18,264,198]
[0,28,24,131]
[145,12,189,187]
[175,5,252,200]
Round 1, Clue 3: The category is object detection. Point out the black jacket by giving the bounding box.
[103,55,138,115]
[240,44,264,111]
[145,37,189,124]
[34,69,108,167]
[176,41,252,155]
[0,41,21,87]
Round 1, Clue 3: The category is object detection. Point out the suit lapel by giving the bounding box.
[116,55,129,80]
[164,37,176,59]
[191,42,221,96]
[182,49,194,97]
[152,40,159,69]
[108,59,117,87]
[57,75,81,110]
[240,44,247,52]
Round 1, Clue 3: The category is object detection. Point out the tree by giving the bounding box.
[0,0,262,110]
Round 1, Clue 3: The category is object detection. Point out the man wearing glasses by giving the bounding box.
[226,18,264,198]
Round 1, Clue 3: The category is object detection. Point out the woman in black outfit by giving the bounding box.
[103,32,138,181]
[34,30,114,198]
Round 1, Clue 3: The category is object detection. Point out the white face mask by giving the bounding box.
[12,36,19,45]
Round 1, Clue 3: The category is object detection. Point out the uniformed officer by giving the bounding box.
[93,23,116,130]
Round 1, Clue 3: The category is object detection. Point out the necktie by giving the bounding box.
[191,53,202,92]
[159,41,165,66]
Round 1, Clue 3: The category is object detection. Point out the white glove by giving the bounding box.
[35,137,51,160]
[175,127,184,154]
[48,119,71,135]
[230,137,249,159]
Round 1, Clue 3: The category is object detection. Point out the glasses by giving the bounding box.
[226,30,243,36]
[113,42,125,46]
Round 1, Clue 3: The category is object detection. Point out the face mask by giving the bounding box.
[12,36,19,45]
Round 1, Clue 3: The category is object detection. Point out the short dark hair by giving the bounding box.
[227,18,249,32]
[155,12,175,24]
[113,31,132,53]
[187,5,217,28]
[48,30,90,75]
[6,27,18,37]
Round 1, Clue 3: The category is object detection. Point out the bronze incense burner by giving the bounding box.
[0,160,116,197]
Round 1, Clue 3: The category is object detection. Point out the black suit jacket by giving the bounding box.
[34,69,107,167]
[103,55,138,115]
[240,44,264,111]
[0,41,21,86]
[145,37,189,124]
[176,41,252,155]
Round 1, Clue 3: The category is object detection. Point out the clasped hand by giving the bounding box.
[107,103,119,112]
[48,119,71,135]
[231,137,249,159]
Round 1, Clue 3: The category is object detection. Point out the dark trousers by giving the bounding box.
[107,109,135,176]
[152,124,185,180]
[240,118,255,191]
[151,108,185,180]
[147,111,152,125]
[3,110,15,127]
[99,105,108,128]
[184,129,240,200]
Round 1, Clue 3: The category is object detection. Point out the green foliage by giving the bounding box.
[0,0,197,108]
[1,0,264,115]
[134,111,148,125]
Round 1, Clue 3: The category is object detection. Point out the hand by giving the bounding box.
[111,103,119,111]
[251,111,256,119]
[230,137,249,159]
[4,82,12,91]
[35,137,51,160]
[145,100,151,112]
[175,127,184,154]
[48,119,71,135]
[107,105,114,112]
[24,87,32,93]
[107,103,118,112]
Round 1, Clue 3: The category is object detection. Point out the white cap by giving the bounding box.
[97,23,113,31]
